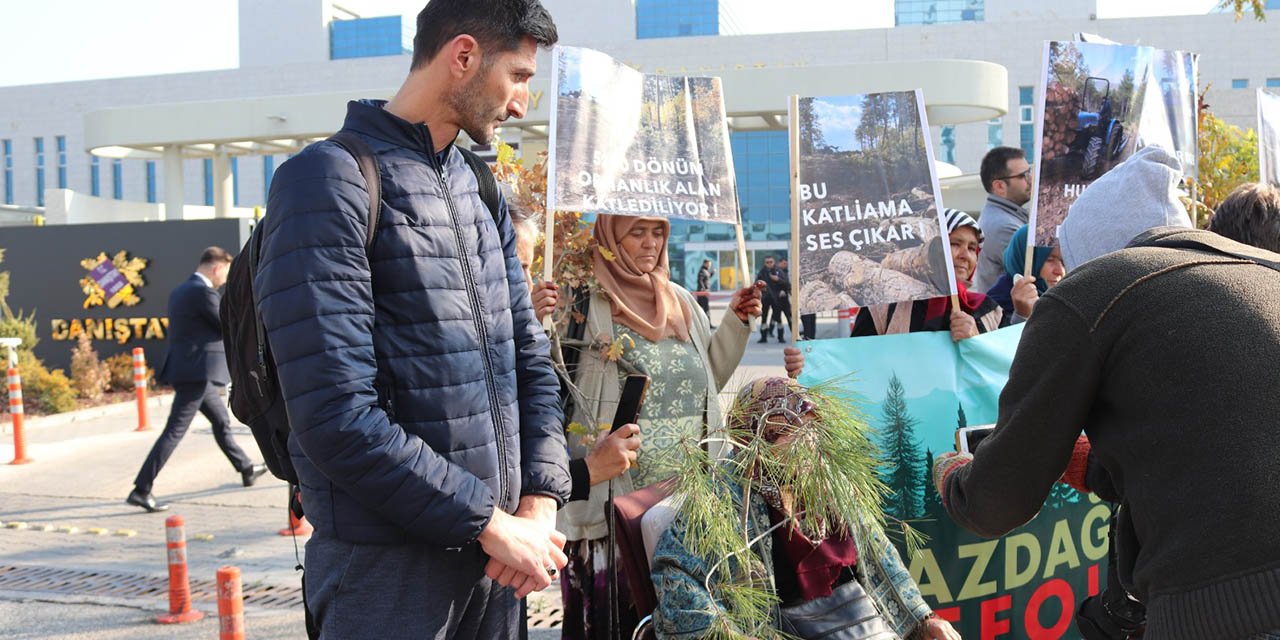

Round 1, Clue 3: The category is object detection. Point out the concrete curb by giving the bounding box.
[2,393,174,433]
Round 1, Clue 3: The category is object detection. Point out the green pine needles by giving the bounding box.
[667,377,925,639]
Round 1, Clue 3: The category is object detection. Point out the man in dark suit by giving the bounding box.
[127,247,266,512]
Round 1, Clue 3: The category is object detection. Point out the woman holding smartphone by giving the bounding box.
[550,214,761,640]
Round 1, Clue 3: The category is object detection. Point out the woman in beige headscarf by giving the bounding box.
[555,214,761,640]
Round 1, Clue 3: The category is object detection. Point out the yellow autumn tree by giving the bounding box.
[1187,90,1260,225]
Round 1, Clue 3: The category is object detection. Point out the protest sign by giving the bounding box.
[547,46,738,224]
[1140,49,1199,178]
[1259,90,1280,187]
[790,91,955,316]
[798,325,1104,639]
[1031,41,1150,246]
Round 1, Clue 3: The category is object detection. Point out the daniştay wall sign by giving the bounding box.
[1,219,250,372]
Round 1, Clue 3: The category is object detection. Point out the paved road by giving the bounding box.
[0,302,789,638]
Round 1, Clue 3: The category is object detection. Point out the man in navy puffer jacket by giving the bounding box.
[253,1,569,637]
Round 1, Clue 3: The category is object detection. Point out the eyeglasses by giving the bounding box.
[996,168,1034,183]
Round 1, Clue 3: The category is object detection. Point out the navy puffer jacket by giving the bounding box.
[255,100,570,547]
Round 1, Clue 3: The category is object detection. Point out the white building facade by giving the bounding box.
[1,0,1276,280]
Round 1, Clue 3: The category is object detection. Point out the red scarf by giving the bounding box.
[771,514,860,601]
[924,279,988,323]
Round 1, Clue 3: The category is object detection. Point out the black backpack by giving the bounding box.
[219,131,501,488]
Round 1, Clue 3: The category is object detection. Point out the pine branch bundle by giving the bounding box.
[667,377,925,638]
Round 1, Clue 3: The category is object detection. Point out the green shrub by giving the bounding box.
[0,310,39,357]
[15,351,77,415]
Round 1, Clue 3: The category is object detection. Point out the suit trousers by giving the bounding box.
[133,381,252,494]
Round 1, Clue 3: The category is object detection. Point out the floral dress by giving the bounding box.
[614,324,709,487]
[560,324,709,640]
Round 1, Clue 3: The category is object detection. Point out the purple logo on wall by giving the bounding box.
[89,260,129,300]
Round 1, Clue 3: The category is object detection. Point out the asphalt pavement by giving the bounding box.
[0,300,788,638]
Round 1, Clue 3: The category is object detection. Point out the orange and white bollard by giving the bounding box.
[8,367,31,465]
[216,566,245,640]
[279,511,313,537]
[132,348,149,431]
[156,515,204,624]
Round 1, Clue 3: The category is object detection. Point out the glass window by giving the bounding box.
[636,0,719,39]
[34,137,44,207]
[90,155,100,197]
[56,136,67,189]
[987,120,1003,150]
[112,159,123,200]
[203,159,213,206]
[940,125,956,164]
[2,139,11,205]
[1020,124,1035,159]
[263,155,276,202]
[1019,105,1034,124]
[896,0,985,25]
[231,157,240,206]
[1233,78,1250,89]
[1267,78,1280,89]
[146,160,157,203]
[330,16,411,59]
[1019,85,1034,106]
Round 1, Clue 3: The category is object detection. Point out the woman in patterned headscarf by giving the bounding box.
[555,215,765,640]
[651,377,959,640]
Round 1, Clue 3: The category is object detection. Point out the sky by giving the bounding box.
[810,96,866,151]
[0,0,1224,88]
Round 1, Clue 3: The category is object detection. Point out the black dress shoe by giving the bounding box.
[241,463,268,487]
[126,489,169,513]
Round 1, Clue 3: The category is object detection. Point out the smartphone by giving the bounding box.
[610,374,650,433]
[955,424,995,454]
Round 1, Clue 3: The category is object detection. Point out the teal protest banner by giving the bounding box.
[798,326,1109,639]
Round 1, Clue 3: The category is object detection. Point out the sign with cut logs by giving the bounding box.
[792,91,956,315]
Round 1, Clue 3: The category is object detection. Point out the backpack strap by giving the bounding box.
[457,146,502,224]
[327,130,382,249]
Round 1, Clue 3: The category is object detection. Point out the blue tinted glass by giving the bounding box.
[146,160,157,203]
[1233,78,1249,89]
[1020,124,1035,159]
[231,157,240,206]
[331,16,409,59]
[112,159,122,200]
[636,0,719,38]
[1019,85,1034,105]
[263,156,276,201]
[896,0,984,25]
[203,159,213,206]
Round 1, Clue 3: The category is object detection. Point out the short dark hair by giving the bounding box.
[410,0,558,70]
[980,147,1026,193]
[199,246,232,267]
[1209,183,1280,253]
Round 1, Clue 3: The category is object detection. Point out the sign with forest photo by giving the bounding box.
[792,91,955,315]
[547,46,738,224]
[799,325,1104,640]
